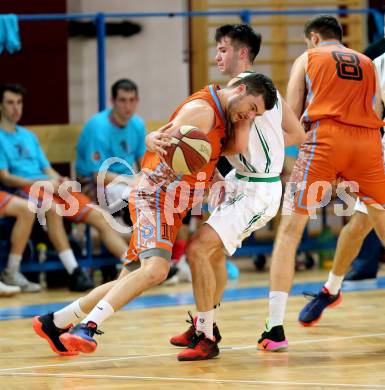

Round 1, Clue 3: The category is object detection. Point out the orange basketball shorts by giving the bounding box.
[285,119,385,214]
[126,179,194,262]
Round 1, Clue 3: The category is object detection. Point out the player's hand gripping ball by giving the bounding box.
[163,125,212,175]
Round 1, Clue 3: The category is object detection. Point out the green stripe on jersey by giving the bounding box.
[235,173,280,182]
[253,121,271,173]
[239,154,257,173]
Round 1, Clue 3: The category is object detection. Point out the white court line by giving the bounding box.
[1,331,385,373]
[0,352,176,372]
[1,372,385,389]
[222,331,385,350]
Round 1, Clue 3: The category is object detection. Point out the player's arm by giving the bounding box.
[173,100,251,155]
[146,100,215,157]
[208,168,226,208]
[286,52,307,118]
[281,97,306,146]
[221,119,251,156]
[170,101,215,135]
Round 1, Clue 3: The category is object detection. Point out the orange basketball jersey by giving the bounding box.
[303,43,384,129]
[141,85,227,189]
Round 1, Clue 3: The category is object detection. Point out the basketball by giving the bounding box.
[163,125,212,175]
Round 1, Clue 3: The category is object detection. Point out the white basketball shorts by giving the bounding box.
[205,170,282,256]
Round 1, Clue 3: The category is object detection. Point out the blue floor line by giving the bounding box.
[1,277,385,321]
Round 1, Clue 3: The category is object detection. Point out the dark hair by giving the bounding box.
[0,83,26,102]
[231,73,277,110]
[215,24,262,63]
[304,15,343,41]
[111,78,138,99]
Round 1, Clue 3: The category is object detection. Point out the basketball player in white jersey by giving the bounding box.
[165,24,306,360]
[298,50,385,326]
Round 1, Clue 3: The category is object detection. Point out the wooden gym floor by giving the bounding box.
[1,263,385,390]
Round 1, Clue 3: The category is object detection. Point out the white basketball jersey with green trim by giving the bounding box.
[374,52,385,93]
[226,72,285,175]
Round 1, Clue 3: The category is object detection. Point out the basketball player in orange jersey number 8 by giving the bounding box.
[256,15,385,351]
[33,73,277,357]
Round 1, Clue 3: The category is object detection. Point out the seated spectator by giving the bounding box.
[0,191,39,294]
[76,79,146,219]
[0,83,130,291]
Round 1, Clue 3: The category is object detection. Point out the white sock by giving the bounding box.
[196,310,214,340]
[5,254,22,273]
[214,303,220,324]
[324,272,344,295]
[268,291,288,329]
[58,249,78,274]
[53,299,87,329]
[81,299,115,327]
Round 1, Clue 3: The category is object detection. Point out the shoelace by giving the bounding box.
[187,332,205,348]
[303,289,338,302]
[84,324,104,337]
[302,291,320,301]
[185,311,195,328]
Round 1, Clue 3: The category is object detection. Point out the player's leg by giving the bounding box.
[332,211,372,276]
[33,189,138,356]
[366,205,385,245]
[0,194,37,294]
[32,264,139,356]
[188,225,218,322]
[173,176,282,359]
[298,210,372,326]
[258,124,335,351]
[257,211,309,350]
[58,187,175,354]
[299,125,384,327]
[170,173,235,353]
[169,226,224,349]
[211,246,227,317]
[60,255,170,353]
[54,266,133,326]
[207,176,282,336]
[173,224,221,361]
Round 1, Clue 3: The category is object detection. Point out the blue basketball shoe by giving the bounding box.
[299,287,342,327]
[60,322,103,353]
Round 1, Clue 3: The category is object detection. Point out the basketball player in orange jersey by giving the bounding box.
[256,15,385,351]
[33,73,277,358]
[297,49,385,326]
